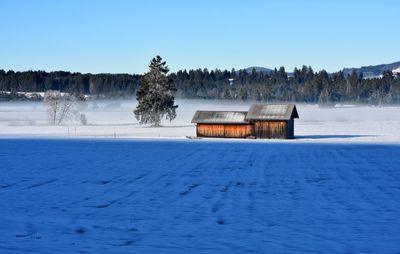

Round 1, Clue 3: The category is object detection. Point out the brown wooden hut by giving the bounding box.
[191,104,299,139]
[245,104,299,139]
[191,111,253,138]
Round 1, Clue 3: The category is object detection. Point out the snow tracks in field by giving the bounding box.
[1,139,400,253]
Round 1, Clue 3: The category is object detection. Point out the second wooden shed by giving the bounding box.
[246,104,299,139]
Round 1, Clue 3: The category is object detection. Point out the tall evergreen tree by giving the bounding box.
[134,56,178,126]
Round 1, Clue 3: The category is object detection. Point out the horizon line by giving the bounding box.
[2,60,399,75]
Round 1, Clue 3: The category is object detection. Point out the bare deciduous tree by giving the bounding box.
[43,90,77,125]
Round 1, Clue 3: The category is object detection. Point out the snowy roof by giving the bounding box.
[245,104,299,120]
[191,111,249,124]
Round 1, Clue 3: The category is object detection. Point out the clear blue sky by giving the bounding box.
[1,0,399,74]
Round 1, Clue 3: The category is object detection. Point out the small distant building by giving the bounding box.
[191,104,299,139]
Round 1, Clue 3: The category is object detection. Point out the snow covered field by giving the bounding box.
[2,101,400,252]
[1,100,400,143]
[1,139,400,253]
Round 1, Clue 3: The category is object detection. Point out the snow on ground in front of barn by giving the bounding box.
[1,99,400,143]
[1,139,400,253]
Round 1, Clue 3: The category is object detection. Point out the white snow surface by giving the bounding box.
[1,139,399,253]
[1,99,400,143]
[2,100,400,252]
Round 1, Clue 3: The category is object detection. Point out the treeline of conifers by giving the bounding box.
[1,66,400,105]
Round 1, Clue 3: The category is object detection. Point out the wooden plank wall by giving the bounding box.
[197,124,253,138]
[254,121,287,139]
[196,121,294,139]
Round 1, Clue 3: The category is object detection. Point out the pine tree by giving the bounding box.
[134,56,178,126]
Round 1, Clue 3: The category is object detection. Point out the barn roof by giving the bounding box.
[191,111,250,124]
[245,104,299,120]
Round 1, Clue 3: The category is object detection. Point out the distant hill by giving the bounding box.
[240,66,296,77]
[241,66,273,74]
[241,61,400,78]
[343,61,400,78]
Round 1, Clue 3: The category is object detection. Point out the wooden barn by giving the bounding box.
[191,111,253,138]
[191,104,299,139]
[245,104,299,139]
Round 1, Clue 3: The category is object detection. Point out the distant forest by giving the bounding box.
[1,66,399,105]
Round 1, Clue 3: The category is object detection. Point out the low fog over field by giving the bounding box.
[1,100,400,143]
